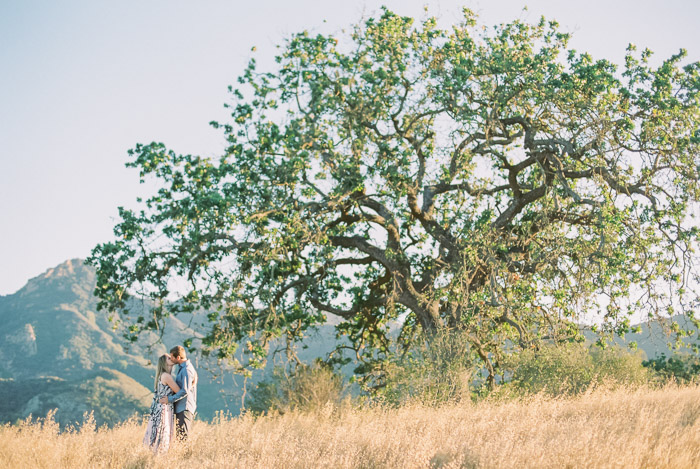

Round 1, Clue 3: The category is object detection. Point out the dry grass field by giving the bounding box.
[1,384,699,468]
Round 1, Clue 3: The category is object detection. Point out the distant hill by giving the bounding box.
[597,315,700,358]
[0,260,159,426]
[0,260,151,380]
[0,369,151,427]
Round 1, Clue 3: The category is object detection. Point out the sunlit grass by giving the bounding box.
[1,384,699,468]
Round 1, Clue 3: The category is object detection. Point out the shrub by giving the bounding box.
[500,342,649,397]
[374,330,477,406]
[643,353,700,384]
[247,361,347,415]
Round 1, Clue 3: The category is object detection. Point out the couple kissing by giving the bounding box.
[143,345,198,453]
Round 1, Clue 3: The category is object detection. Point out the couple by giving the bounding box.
[143,345,198,453]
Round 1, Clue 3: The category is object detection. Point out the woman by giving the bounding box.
[143,354,180,453]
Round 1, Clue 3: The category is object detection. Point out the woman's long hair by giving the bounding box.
[154,354,168,392]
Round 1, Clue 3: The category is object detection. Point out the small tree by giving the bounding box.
[88,9,700,386]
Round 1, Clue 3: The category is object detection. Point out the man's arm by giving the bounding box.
[168,366,189,404]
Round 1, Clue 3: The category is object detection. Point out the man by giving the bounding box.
[160,345,197,441]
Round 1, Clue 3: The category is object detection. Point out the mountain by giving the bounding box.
[0,260,156,426]
[0,260,150,380]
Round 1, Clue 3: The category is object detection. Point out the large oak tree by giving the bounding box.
[88,9,700,385]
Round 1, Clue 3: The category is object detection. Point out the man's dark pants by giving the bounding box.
[175,410,194,441]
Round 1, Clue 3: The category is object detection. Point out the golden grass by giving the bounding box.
[1,384,699,468]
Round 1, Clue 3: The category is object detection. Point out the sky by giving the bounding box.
[1,0,699,295]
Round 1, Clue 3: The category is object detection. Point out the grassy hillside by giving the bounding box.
[0,369,151,427]
[0,384,698,468]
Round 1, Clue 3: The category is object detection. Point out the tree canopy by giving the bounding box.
[88,9,700,386]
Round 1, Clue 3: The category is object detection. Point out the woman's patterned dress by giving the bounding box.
[143,381,175,453]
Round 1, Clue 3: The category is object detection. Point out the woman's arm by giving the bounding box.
[161,373,181,394]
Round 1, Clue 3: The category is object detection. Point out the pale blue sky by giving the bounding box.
[1,0,698,295]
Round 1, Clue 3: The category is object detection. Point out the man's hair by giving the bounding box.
[170,345,186,359]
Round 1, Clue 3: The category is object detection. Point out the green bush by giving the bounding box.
[643,353,700,384]
[375,330,477,407]
[590,345,650,385]
[500,342,649,397]
[247,361,347,415]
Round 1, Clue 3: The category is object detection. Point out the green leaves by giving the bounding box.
[88,8,700,387]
